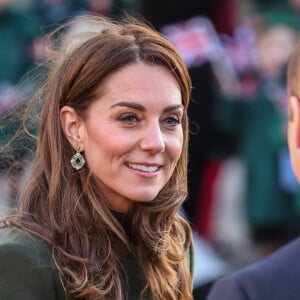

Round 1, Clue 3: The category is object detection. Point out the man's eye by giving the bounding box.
[118,113,139,124]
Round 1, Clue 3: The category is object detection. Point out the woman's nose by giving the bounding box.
[139,122,165,153]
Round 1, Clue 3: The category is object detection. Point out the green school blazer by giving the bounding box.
[0,229,194,299]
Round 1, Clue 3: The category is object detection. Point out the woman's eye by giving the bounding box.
[163,116,181,128]
[118,113,139,124]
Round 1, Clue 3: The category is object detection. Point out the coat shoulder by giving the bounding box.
[208,238,300,300]
[0,228,52,260]
[0,228,71,300]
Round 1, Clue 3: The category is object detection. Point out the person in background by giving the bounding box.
[0,15,193,300]
[206,37,300,300]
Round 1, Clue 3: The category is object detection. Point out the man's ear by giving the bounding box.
[289,96,300,148]
[60,106,85,149]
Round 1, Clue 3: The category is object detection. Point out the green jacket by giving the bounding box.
[0,229,72,300]
[0,229,193,299]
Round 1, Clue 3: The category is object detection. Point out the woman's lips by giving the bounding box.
[125,162,161,173]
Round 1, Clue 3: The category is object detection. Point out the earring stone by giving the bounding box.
[70,147,85,170]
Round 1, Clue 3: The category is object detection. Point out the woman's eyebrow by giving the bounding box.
[110,101,145,111]
[163,104,184,113]
[110,102,183,112]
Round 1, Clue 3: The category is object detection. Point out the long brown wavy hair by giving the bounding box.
[2,15,193,299]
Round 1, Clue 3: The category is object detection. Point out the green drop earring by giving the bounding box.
[70,144,86,170]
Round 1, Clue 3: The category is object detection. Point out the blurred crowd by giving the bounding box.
[1,0,300,299]
[0,0,139,113]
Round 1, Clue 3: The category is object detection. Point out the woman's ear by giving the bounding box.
[60,106,85,148]
[289,96,300,148]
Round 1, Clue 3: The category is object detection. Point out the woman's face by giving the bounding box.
[82,63,184,212]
